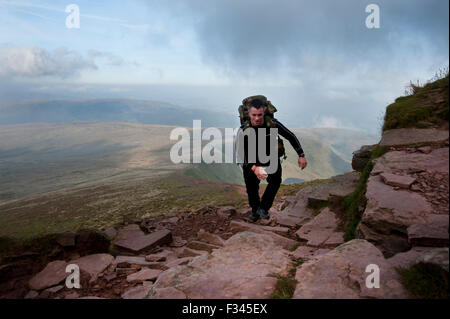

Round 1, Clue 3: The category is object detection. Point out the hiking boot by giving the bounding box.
[257,207,270,219]
[249,209,260,222]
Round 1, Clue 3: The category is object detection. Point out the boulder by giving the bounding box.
[28,260,68,291]
[352,144,377,172]
[293,239,410,299]
[147,231,291,299]
[71,253,114,282]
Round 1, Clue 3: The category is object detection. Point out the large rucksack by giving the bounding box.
[238,95,286,159]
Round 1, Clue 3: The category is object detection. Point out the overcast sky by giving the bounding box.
[0,0,448,135]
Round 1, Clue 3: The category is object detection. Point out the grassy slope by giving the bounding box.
[383,74,449,131]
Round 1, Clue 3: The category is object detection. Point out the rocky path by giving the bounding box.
[1,128,448,299]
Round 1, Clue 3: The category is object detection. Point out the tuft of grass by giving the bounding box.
[269,273,298,299]
[397,262,449,299]
[290,243,301,252]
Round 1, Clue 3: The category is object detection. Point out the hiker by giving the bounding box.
[236,95,307,222]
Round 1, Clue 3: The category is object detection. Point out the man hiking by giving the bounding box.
[236,95,307,222]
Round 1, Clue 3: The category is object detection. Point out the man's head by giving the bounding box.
[248,99,265,127]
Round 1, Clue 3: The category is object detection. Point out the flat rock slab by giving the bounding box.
[126,268,163,283]
[29,260,68,291]
[380,172,416,189]
[372,147,449,175]
[293,239,410,299]
[407,214,449,247]
[357,174,433,257]
[146,231,291,299]
[230,221,297,250]
[114,229,172,253]
[71,253,114,282]
[379,128,449,147]
[295,208,341,247]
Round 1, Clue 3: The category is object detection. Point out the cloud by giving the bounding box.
[147,0,448,81]
[0,46,97,78]
[312,115,356,130]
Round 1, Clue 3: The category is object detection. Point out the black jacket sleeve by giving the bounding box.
[273,119,305,157]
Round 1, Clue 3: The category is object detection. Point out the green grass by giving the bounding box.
[290,243,301,251]
[397,262,449,299]
[269,273,298,299]
[0,172,247,241]
[382,74,449,132]
[342,145,388,241]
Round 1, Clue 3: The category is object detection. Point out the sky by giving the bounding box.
[0,0,448,135]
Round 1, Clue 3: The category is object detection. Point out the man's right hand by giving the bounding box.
[252,165,268,180]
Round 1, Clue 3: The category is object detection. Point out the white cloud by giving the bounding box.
[0,46,97,78]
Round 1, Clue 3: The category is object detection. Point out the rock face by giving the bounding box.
[293,239,410,299]
[407,214,449,247]
[371,147,449,175]
[357,146,449,257]
[379,128,449,147]
[357,174,434,257]
[146,231,291,299]
[28,260,68,291]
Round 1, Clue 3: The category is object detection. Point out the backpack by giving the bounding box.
[238,95,286,159]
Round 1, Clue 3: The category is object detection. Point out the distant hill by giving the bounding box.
[0,98,238,128]
[0,122,378,202]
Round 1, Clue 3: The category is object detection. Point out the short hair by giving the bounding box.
[249,99,264,109]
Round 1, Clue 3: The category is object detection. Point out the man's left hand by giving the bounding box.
[298,156,307,170]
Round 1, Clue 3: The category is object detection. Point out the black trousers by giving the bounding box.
[243,161,282,212]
